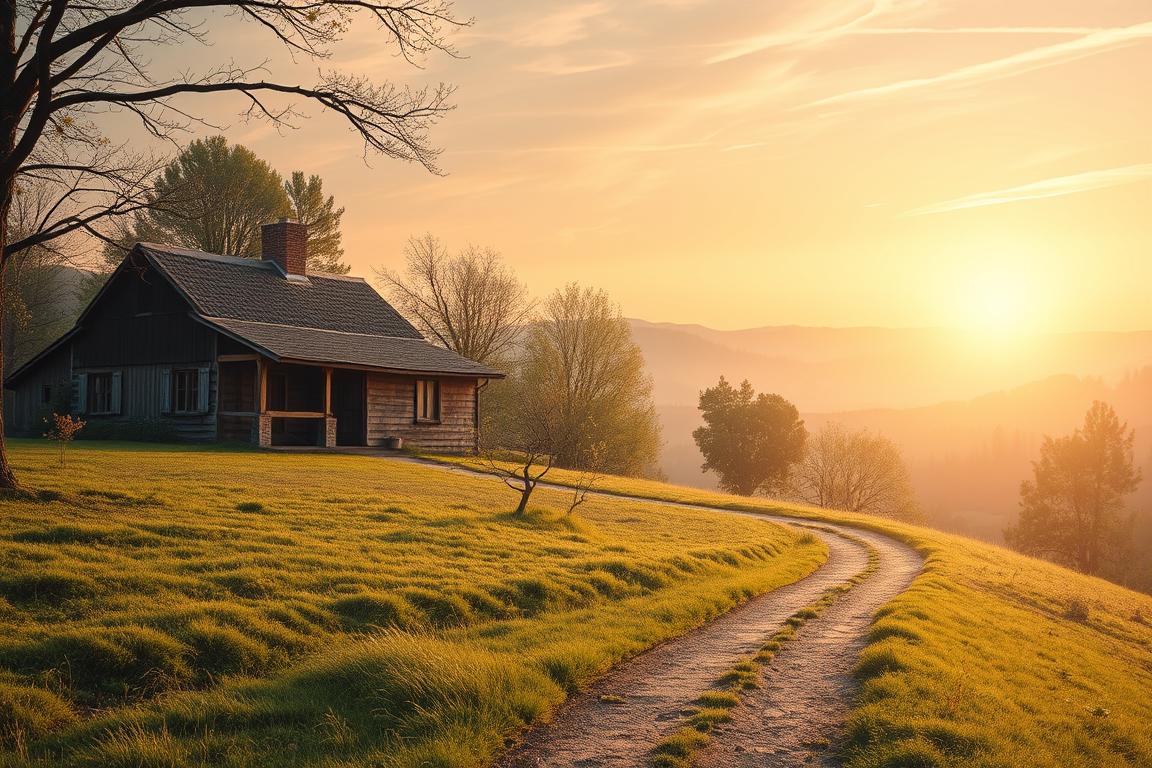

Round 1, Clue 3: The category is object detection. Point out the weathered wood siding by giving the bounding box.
[3,345,72,436]
[74,362,219,441]
[366,374,478,453]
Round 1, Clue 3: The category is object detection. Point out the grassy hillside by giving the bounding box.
[0,441,825,767]
[431,456,1152,768]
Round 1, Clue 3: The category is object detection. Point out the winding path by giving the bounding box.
[372,455,924,766]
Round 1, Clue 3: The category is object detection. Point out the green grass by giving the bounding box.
[427,455,1152,768]
[0,440,826,767]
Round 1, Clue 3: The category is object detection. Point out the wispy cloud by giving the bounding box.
[706,0,929,63]
[907,163,1152,215]
[500,3,610,48]
[806,21,1152,108]
[852,26,1110,36]
[520,51,633,76]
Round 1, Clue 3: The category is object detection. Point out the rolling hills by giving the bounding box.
[0,441,823,767]
[2,441,1150,767]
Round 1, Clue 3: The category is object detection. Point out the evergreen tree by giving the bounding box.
[284,172,349,274]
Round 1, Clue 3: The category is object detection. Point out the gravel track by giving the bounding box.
[367,455,925,767]
[498,516,920,768]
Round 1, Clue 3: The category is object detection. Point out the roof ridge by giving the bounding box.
[140,243,366,282]
[139,243,273,267]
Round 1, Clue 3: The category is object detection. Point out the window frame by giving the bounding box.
[89,372,114,415]
[40,384,53,405]
[414,379,441,423]
[172,368,200,414]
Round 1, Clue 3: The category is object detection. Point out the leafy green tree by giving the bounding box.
[103,141,351,274]
[122,136,292,259]
[284,172,349,274]
[1006,401,1141,575]
[693,377,807,496]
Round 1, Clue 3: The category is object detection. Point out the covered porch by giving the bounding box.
[216,355,366,447]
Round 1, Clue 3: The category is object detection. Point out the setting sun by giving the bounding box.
[957,269,1037,332]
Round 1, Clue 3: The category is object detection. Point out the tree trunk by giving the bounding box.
[515,483,532,515]
[0,0,20,489]
[0,232,16,490]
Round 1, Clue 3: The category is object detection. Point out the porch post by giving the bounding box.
[257,358,271,448]
[323,367,337,448]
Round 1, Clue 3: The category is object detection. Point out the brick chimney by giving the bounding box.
[261,218,308,276]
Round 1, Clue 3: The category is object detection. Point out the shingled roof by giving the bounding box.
[130,244,501,378]
[140,244,424,338]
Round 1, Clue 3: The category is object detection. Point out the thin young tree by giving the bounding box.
[0,0,466,488]
[376,234,533,366]
[693,377,807,496]
[788,422,921,521]
[1006,401,1141,575]
[477,368,562,515]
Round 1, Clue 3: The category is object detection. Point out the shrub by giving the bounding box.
[235,501,265,514]
[0,682,76,749]
[43,412,86,465]
[330,593,419,630]
[1064,598,1090,622]
[0,571,98,604]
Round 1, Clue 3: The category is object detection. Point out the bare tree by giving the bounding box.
[788,423,921,521]
[3,179,87,372]
[477,385,559,515]
[565,443,605,516]
[0,0,467,488]
[376,234,534,366]
[521,284,661,477]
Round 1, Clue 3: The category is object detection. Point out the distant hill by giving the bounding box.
[632,320,1152,589]
[630,319,1152,412]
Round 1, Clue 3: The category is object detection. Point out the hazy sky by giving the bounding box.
[129,1,1152,331]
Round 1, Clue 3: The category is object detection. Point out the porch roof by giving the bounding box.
[202,316,503,378]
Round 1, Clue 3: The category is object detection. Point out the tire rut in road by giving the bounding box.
[696,527,922,768]
[498,521,881,768]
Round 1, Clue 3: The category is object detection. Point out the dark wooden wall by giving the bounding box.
[366,374,478,453]
[3,345,72,436]
[72,264,214,368]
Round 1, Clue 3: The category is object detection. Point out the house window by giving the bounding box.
[173,369,200,413]
[415,379,440,422]
[89,373,114,414]
[41,384,53,405]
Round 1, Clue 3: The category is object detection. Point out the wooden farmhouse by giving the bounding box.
[4,220,501,452]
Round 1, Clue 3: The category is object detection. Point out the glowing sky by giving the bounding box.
[127,1,1152,330]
